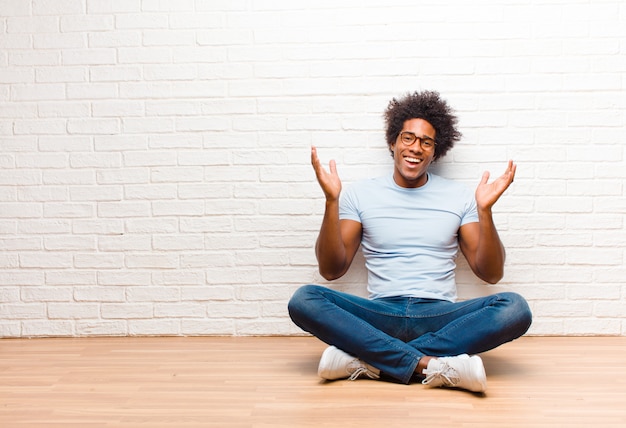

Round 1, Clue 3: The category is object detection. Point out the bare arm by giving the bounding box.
[459,160,517,284]
[311,146,362,280]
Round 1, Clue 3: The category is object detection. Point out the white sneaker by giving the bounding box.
[421,354,487,392]
[317,346,381,381]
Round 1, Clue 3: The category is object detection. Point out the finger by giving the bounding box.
[311,146,323,174]
[508,161,517,183]
[479,170,490,185]
[500,160,516,184]
[329,159,337,176]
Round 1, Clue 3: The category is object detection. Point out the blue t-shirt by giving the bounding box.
[339,173,479,302]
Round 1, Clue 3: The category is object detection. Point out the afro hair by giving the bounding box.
[384,90,461,161]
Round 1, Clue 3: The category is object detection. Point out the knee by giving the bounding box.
[499,292,532,335]
[287,284,322,321]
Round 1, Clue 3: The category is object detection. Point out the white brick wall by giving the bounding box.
[1,0,625,337]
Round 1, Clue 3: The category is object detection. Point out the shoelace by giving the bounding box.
[422,361,459,387]
[347,360,380,381]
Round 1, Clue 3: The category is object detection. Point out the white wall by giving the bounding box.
[0,0,625,337]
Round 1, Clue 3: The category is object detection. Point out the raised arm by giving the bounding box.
[311,146,362,280]
[459,160,517,284]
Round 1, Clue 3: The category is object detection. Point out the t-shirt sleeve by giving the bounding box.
[338,185,362,222]
[460,189,479,226]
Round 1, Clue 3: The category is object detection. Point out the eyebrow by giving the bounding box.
[401,131,435,140]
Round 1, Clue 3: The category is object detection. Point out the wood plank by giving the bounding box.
[1,336,625,427]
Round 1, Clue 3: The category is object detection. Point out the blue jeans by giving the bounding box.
[288,284,532,384]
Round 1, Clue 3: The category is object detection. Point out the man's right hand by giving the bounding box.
[311,145,342,202]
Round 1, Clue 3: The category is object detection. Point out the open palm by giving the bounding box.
[311,146,342,201]
[475,160,517,211]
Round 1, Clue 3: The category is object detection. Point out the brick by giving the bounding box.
[125,254,178,269]
[44,236,96,251]
[124,218,177,233]
[154,303,205,318]
[67,118,120,135]
[150,168,204,184]
[151,200,204,216]
[0,271,45,286]
[0,255,19,269]
[180,253,234,269]
[76,320,128,336]
[127,286,179,302]
[181,319,235,335]
[96,168,149,184]
[34,33,86,49]
[0,237,41,251]
[0,322,21,337]
[90,66,142,82]
[61,15,114,32]
[102,303,153,319]
[67,82,117,100]
[0,287,21,303]
[33,0,84,15]
[22,320,74,337]
[88,31,141,48]
[7,17,58,33]
[0,0,31,16]
[42,99,97,120]
[180,286,234,301]
[98,201,151,218]
[74,253,124,269]
[124,184,177,200]
[128,319,181,335]
[72,219,124,235]
[36,67,87,83]
[97,271,151,286]
[14,119,67,135]
[48,303,100,319]
[152,235,204,251]
[43,202,93,217]
[62,49,116,65]
[0,67,35,83]
[12,84,65,101]
[143,64,196,81]
[98,236,151,252]
[206,301,259,319]
[0,203,42,219]
[115,14,168,30]
[0,303,46,319]
[86,0,141,14]
[70,186,122,201]
[179,217,232,233]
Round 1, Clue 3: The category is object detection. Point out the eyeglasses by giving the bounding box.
[398,131,436,151]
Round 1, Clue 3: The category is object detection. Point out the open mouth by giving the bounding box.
[404,156,422,165]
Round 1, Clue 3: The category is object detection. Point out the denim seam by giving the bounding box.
[322,290,422,384]
[416,297,498,351]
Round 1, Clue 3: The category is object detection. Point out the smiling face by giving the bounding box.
[391,118,436,188]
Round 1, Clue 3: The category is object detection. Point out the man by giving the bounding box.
[288,90,532,393]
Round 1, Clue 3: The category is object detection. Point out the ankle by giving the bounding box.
[416,356,436,374]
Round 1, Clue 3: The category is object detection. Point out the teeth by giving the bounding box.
[406,157,421,163]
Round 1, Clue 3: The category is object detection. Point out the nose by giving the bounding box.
[406,139,423,152]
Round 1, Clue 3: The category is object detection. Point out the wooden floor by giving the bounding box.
[1,336,625,427]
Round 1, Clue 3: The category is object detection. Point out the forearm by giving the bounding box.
[474,208,506,284]
[315,200,349,280]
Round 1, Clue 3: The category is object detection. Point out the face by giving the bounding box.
[391,118,436,188]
